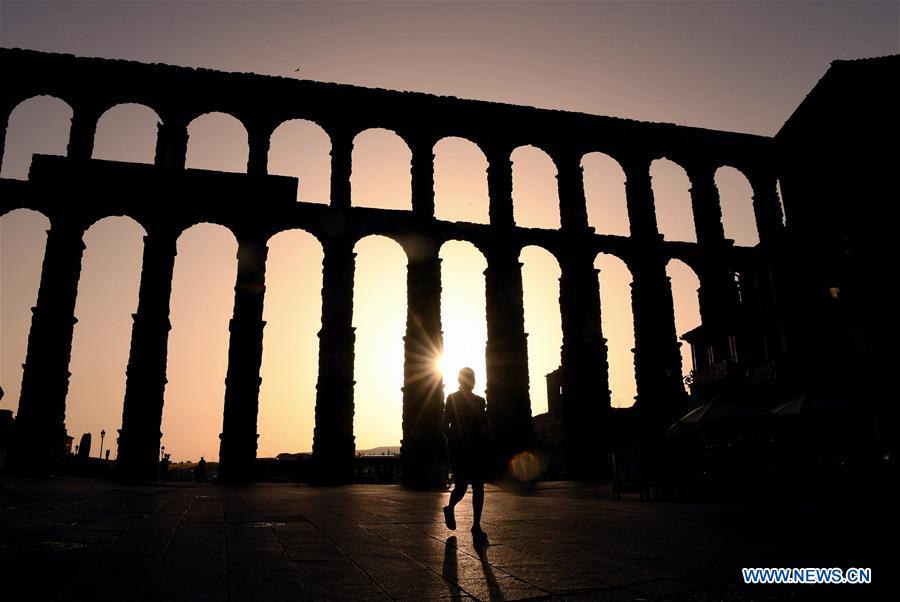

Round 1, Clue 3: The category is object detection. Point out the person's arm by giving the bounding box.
[480,395,498,444]
[441,394,452,439]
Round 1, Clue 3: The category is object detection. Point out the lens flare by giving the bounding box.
[508,450,547,482]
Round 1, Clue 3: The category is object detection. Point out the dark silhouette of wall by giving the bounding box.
[0,48,786,485]
[775,56,900,466]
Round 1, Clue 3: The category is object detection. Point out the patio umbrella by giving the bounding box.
[771,389,853,416]
[666,399,766,437]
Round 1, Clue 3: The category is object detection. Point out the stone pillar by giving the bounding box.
[556,151,589,231]
[400,239,446,487]
[483,244,532,458]
[686,162,739,321]
[410,139,436,218]
[330,128,354,209]
[486,144,515,228]
[747,167,784,245]
[686,162,726,246]
[629,254,686,441]
[483,141,529,453]
[154,119,189,169]
[558,245,611,479]
[116,227,178,480]
[247,124,271,176]
[694,258,740,325]
[0,102,12,171]
[311,238,357,483]
[66,105,98,160]
[218,235,269,483]
[621,154,660,240]
[622,153,685,477]
[7,218,86,475]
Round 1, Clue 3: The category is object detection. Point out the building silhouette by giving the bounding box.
[0,49,895,485]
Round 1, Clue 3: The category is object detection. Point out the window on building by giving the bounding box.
[733,272,743,304]
[728,335,739,363]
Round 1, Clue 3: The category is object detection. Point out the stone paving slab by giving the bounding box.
[0,478,895,601]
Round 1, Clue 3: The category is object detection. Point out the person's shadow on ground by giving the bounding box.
[443,535,503,601]
[442,536,461,597]
[475,538,503,601]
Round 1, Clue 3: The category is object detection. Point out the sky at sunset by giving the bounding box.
[1,1,897,462]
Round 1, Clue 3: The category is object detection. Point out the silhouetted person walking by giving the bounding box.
[195,456,206,482]
[442,367,492,544]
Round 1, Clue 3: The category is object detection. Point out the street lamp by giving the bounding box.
[99,429,106,460]
[161,445,166,461]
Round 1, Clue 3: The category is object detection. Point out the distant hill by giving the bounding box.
[269,445,401,459]
[357,446,401,456]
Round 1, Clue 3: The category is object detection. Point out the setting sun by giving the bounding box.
[436,316,486,393]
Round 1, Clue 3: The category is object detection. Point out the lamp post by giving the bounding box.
[99,429,106,460]
[161,445,166,461]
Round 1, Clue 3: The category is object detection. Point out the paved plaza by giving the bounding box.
[0,478,894,601]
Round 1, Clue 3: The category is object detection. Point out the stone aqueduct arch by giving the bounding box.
[0,48,783,484]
